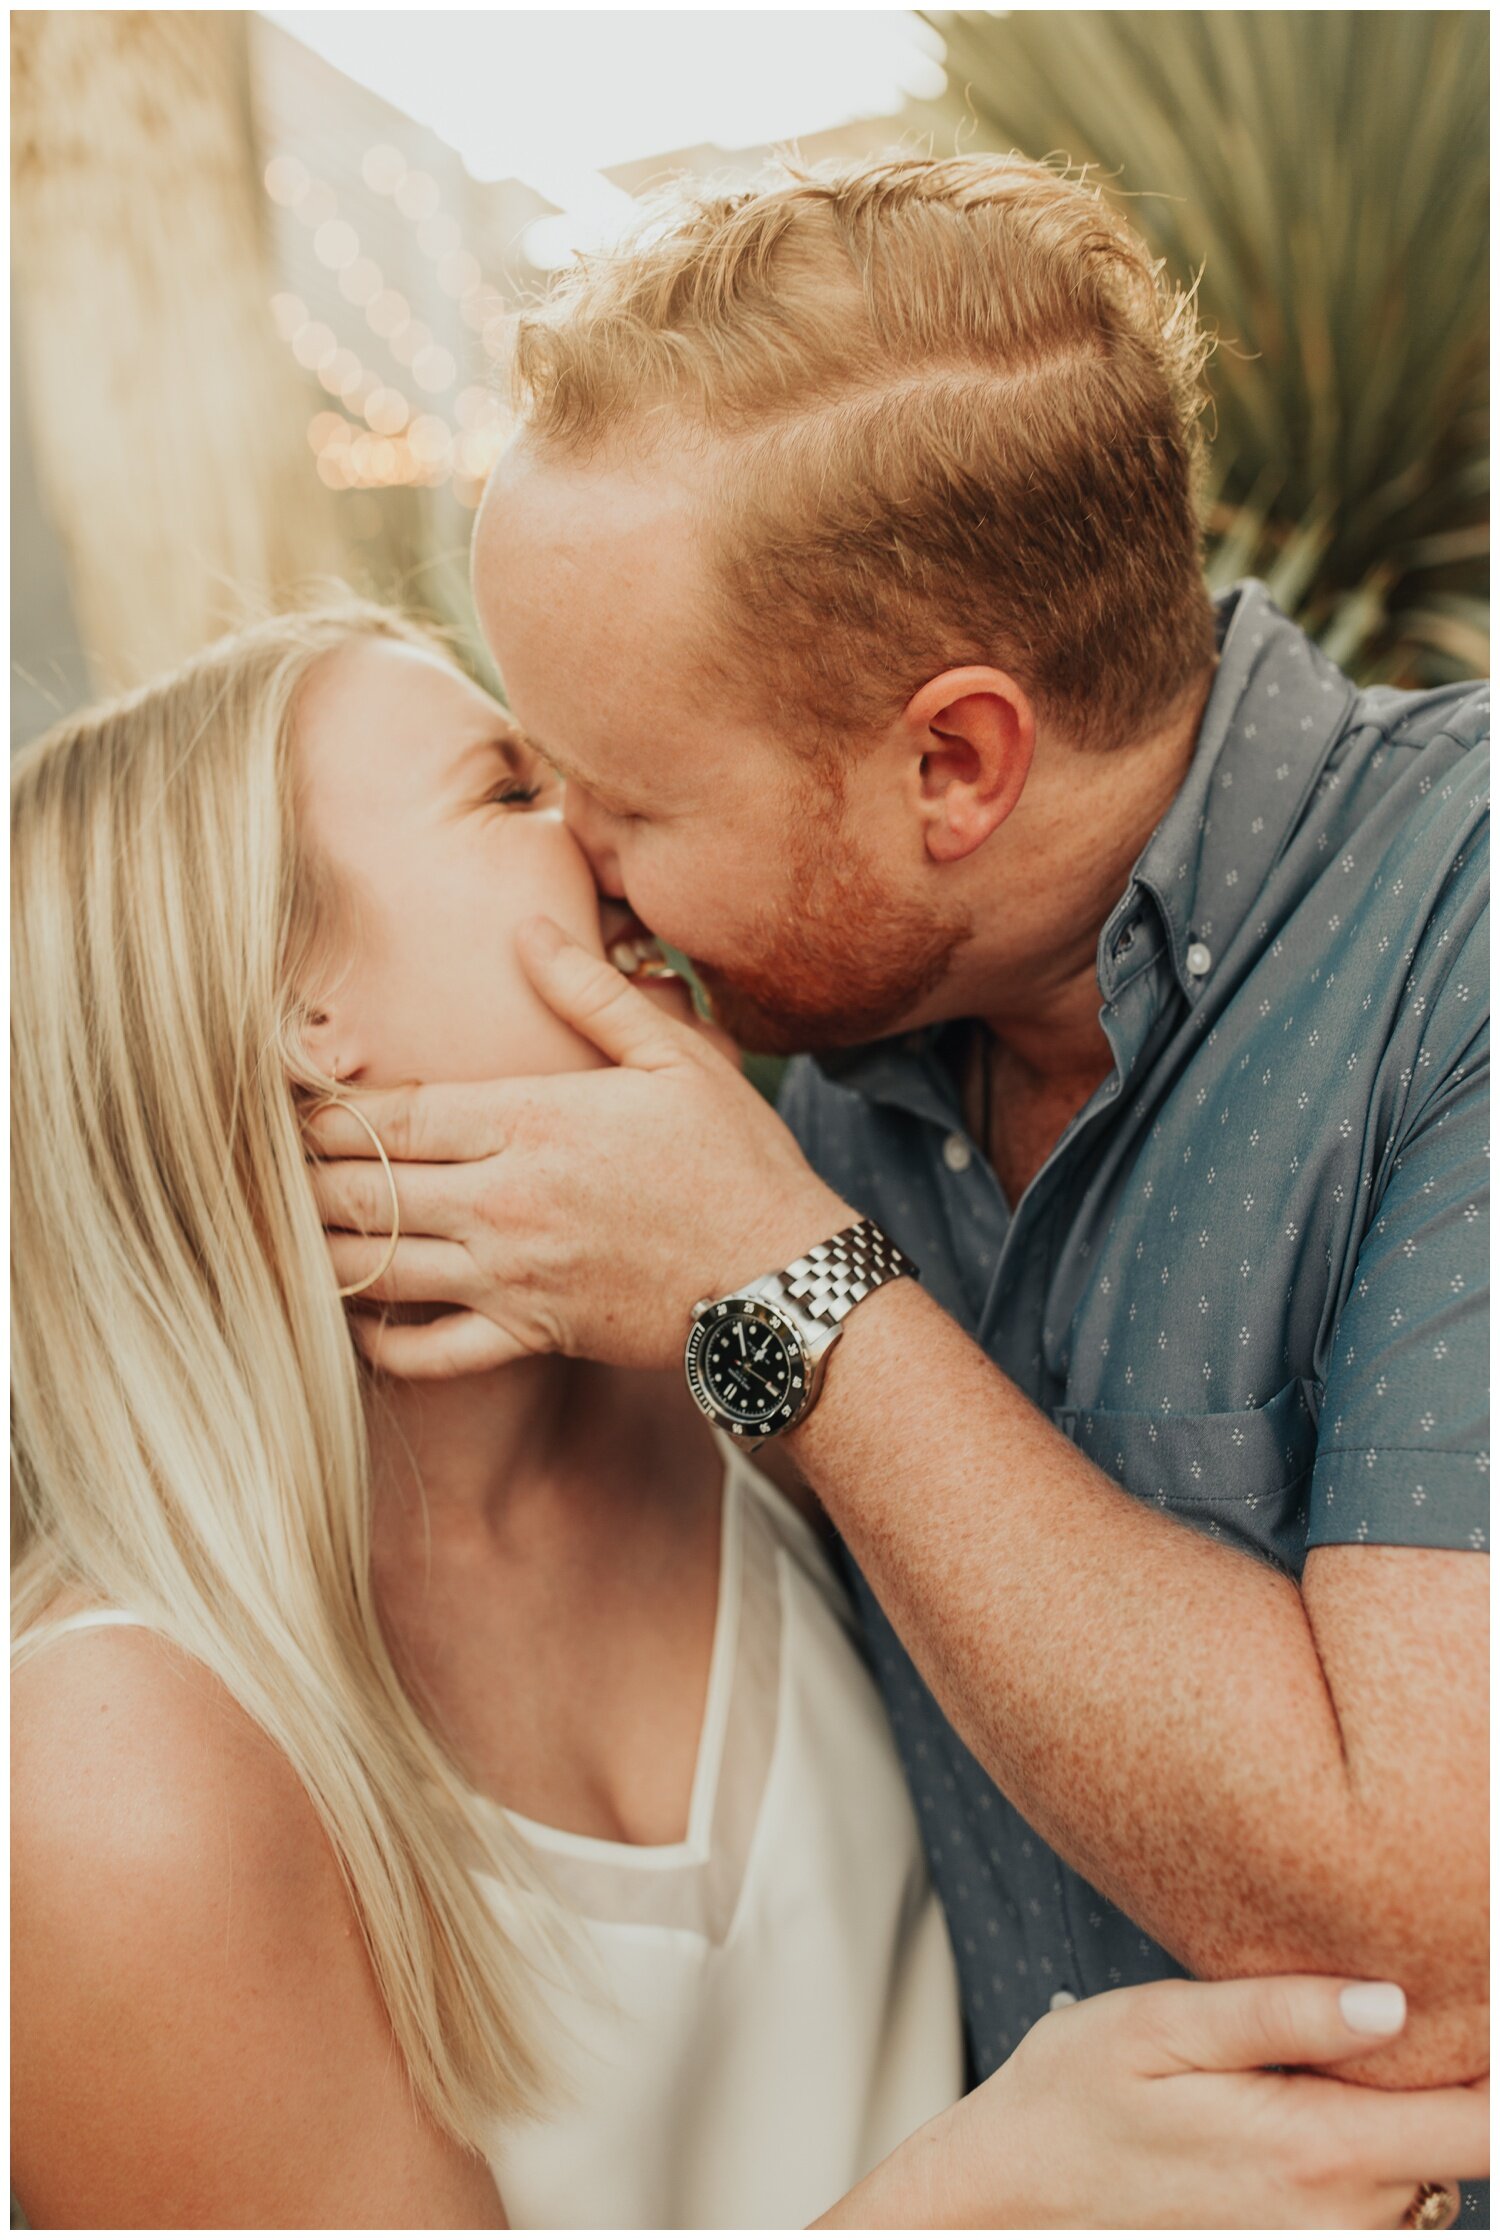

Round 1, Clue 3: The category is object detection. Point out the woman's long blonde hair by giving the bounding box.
[12,599,557,2149]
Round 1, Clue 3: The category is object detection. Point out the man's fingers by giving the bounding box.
[347,1308,525,1380]
[517,916,702,1073]
[326,1234,476,1304]
[310,1155,465,1240]
[303,1080,513,1163]
[1138,1974,1409,2076]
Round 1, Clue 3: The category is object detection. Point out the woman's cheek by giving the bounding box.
[352,901,606,1089]
[510,819,611,948]
[497,963,609,1077]
[481,831,613,1073]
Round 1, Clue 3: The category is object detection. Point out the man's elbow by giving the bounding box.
[1319,1991,1488,2088]
[1202,1939,1487,2085]
[1194,1857,1487,2085]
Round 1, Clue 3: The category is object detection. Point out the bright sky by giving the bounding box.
[266,11,950,257]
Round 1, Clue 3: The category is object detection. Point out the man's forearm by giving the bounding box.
[786,1279,1486,2081]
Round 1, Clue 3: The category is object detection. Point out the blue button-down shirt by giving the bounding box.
[780,581,1489,2221]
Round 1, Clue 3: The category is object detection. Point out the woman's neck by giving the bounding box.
[366,1350,590,1539]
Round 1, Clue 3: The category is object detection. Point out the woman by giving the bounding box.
[11,601,1479,2229]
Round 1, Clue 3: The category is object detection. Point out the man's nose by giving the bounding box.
[562,782,621,894]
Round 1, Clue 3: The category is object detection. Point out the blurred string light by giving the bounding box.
[265,10,947,264]
[263,11,946,502]
[266,142,511,505]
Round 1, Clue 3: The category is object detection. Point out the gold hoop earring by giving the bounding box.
[303,1098,401,1300]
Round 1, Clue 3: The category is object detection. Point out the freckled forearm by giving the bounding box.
[787,1282,1484,2019]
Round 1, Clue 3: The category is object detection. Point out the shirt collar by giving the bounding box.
[811,1026,963,1130]
[812,579,1356,1103]
[1127,579,1356,1002]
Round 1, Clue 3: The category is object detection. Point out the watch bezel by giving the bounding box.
[684,1294,813,1438]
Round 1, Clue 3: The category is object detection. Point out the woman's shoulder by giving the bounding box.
[16,1621,308,1827]
[9,1618,420,2227]
[12,1615,352,2034]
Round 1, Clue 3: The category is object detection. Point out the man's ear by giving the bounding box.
[905,666,1036,865]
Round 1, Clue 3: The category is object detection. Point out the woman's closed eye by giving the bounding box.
[476,729,562,810]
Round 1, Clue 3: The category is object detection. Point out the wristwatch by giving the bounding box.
[684,1218,918,1446]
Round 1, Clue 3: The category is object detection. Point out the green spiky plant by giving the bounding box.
[923,8,1488,685]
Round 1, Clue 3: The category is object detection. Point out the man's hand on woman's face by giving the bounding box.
[305,917,852,1380]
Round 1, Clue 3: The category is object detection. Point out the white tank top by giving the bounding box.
[15,1446,964,2228]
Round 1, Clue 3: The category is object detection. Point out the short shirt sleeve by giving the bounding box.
[1309,901,1489,1553]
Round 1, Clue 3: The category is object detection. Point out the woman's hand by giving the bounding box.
[816,1976,1485,2229]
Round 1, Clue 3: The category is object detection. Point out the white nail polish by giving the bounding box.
[1339,1982,1406,2035]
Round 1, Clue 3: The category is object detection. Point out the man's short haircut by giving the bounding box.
[512,153,1219,755]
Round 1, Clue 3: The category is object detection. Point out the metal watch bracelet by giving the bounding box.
[771,1218,919,1326]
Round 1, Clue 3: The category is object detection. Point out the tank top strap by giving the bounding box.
[12,1607,152,1668]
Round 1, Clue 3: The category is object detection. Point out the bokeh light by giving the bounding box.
[408,414,453,466]
[291,321,338,373]
[411,344,456,394]
[307,411,349,454]
[394,168,441,222]
[455,385,506,430]
[313,218,361,271]
[364,386,410,437]
[320,347,364,399]
[361,142,407,195]
[365,288,409,339]
[259,16,955,514]
[387,319,429,369]
[338,257,383,307]
[457,427,506,479]
[264,153,309,207]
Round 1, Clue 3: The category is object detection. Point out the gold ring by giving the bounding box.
[1402,2182,1460,2231]
[304,1098,401,1300]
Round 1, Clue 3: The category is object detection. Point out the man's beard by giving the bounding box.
[689,818,973,1058]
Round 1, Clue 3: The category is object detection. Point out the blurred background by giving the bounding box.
[11,8,1489,751]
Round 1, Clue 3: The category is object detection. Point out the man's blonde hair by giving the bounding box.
[514,153,1218,752]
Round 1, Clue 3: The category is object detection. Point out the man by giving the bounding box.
[314,156,1488,2219]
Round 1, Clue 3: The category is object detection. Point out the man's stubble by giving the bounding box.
[689,786,974,1058]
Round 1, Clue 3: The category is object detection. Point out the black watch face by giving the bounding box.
[686,1301,806,1433]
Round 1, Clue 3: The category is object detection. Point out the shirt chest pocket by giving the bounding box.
[1050,1377,1321,1575]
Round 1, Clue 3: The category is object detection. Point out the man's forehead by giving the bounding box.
[475,434,709,584]
[475,460,727,732]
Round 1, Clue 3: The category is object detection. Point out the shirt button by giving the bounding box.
[1186,940,1213,978]
[1049,1989,1078,2011]
[942,1133,973,1173]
